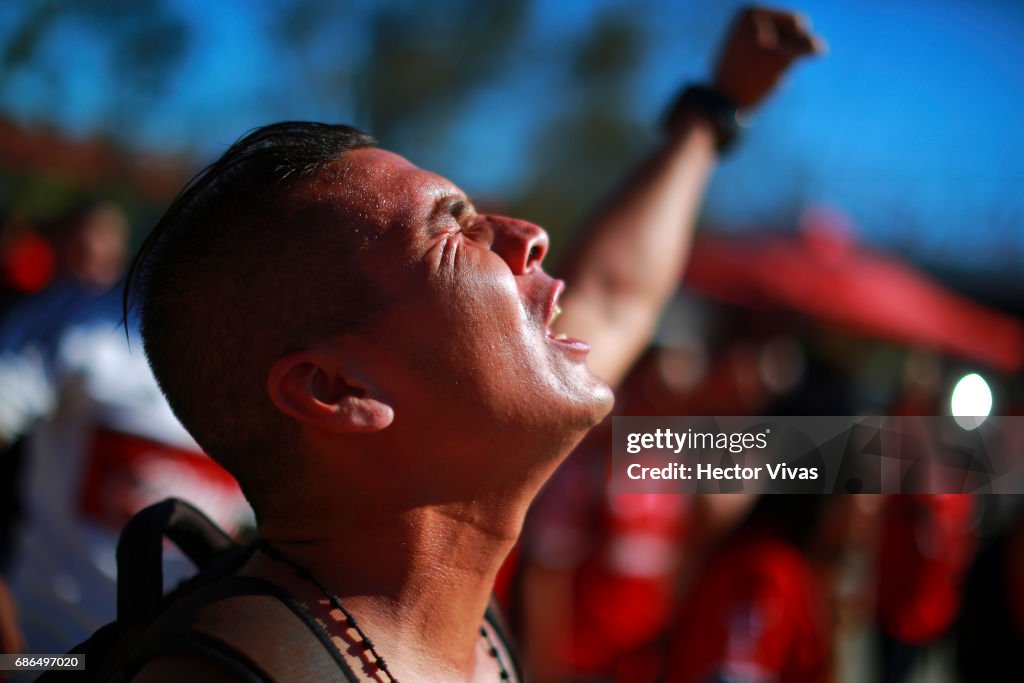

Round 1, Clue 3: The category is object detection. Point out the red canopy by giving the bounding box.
[683,227,1024,373]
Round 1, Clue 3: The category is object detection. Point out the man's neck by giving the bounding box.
[246,493,529,681]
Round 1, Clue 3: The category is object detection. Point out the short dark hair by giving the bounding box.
[125,122,378,513]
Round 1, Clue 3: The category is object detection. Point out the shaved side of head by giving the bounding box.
[126,122,381,516]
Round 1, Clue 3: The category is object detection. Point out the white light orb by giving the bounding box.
[951,373,992,430]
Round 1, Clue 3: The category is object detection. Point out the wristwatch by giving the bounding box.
[663,85,744,153]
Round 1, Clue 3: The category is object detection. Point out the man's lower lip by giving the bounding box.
[546,333,590,352]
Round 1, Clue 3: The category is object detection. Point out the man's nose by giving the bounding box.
[490,217,549,275]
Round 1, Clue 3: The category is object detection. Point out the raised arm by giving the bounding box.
[553,7,824,387]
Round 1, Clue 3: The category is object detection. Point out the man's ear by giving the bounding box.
[266,348,394,433]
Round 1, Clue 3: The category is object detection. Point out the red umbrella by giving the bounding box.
[683,223,1024,374]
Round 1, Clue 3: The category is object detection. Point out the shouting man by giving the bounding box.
[118,8,821,681]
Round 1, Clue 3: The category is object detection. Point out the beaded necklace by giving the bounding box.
[258,540,512,682]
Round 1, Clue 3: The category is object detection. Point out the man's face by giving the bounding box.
[316,148,613,463]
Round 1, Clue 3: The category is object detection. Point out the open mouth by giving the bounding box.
[547,303,568,340]
[545,280,566,339]
[544,280,588,351]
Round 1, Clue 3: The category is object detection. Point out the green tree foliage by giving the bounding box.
[0,0,188,140]
[0,0,653,249]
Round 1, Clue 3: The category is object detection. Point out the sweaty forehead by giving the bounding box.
[303,147,462,235]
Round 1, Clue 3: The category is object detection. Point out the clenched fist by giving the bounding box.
[714,7,826,109]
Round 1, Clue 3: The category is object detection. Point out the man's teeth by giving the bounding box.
[551,304,562,323]
[554,333,568,341]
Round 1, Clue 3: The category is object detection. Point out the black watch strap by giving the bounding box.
[663,85,743,152]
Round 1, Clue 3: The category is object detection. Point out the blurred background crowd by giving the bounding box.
[1,0,1023,681]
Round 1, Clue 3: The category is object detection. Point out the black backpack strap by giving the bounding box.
[116,576,358,682]
[117,498,241,622]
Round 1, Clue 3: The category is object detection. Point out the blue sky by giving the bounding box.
[2,0,1022,274]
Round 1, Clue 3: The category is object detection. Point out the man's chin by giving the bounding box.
[567,376,615,432]
[591,380,615,422]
